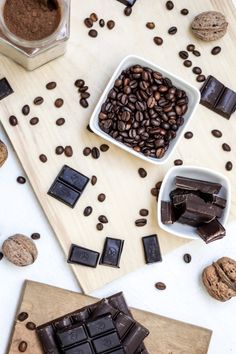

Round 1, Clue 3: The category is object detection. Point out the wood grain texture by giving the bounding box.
[0,0,236,293]
[7,280,212,354]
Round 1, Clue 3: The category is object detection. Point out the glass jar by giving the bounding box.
[0,0,70,70]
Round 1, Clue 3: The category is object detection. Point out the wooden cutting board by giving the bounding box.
[0,0,236,293]
[7,280,212,354]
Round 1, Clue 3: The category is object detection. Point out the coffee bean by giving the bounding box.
[135,218,147,227]
[18,341,27,352]
[168,26,177,35]
[184,131,193,139]
[124,6,132,16]
[22,105,30,116]
[54,98,64,108]
[183,253,192,263]
[83,206,93,217]
[90,13,98,22]
[187,44,195,52]
[30,117,39,125]
[64,146,73,157]
[88,29,98,38]
[9,115,18,126]
[155,282,166,290]
[155,181,162,189]
[56,118,65,126]
[211,46,221,55]
[17,176,26,184]
[91,175,97,185]
[46,81,56,90]
[79,86,88,93]
[100,144,109,152]
[166,1,174,10]
[174,159,183,166]
[31,233,40,240]
[225,161,233,171]
[74,79,85,88]
[55,146,64,155]
[183,60,192,67]
[192,66,202,75]
[96,223,103,231]
[98,215,108,224]
[181,8,189,15]
[196,74,206,82]
[211,129,222,138]
[0,252,3,261]
[222,143,231,152]
[26,321,36,330]
[146,22,155,29]
[84,18,93,28]
[39,154,47,163]
[80,98,89,108]
[151,188,158,197]
[139,209,149,217]
[91,147,100,159]
[138,168,147,178]
[98,193,106,202]
[17,312,28,322]
[99,19,105,27]
[33,96,44,105]
[193,50,201,57]
[83,147,91,156]
[81,92,90,99]
[179,51,188,59]
[153,36,163,45]
[107,20,115,30]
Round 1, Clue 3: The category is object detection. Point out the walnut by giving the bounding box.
[2,234,38,266]
[191,11,228,41]
[0,140,8,167]
[202,257,236,302]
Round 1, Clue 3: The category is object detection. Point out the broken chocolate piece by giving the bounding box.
[161,201,175,224]
[212,195,227,209]
[100,237,124,268]
[175,176,222,194]
[0,77,13,100]
[142,235,162,264]
[214,87,236,119]
[197,219,226,243]
[67,244,100,268]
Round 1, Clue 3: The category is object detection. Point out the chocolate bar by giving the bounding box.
[161,201,175,224]
[197,219,226,243]
[100,237,124,268]
[175,176,222,194]
[67,244,100,268]
[0,77,13,100]
[142,235,162,264]
[200,75,236,119]
[48,165,89,208]
[116,0,137,6]
[37,292,149,354]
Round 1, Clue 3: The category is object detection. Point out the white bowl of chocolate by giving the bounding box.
[157,166,231,241]
[90,55,200,165]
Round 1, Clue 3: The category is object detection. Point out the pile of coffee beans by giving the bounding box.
[74,79,90,108]
[98,65,188,160]
[84,12,116,38]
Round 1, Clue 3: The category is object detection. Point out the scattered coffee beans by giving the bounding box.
[98,215,108,224]
[99,19,105,27]
[83,206,93,217]
[139,209,149,217]
[64,146,73,157]
[91,175,97,185]
[211,46,221,55]
[22,105,30,116]
[155,282,166,290]
[138,168,147,178]
[0,252,3,261]
[153,36,163,45]
[225,161,233,171]
[91,147,100,159]
[31,233,40,240]
[46,81,56,90]
[107,20,115,30]
[168,26,177,35]
[17,312,28,322]
[98,193,106,202]
[39,154,47,163]
[83,147,91,156]
[74,79,85,88]
[222,143,231,152]
[100,144,109,152]
[56,118,65,126]
[26,321,36,330]
[193,50,201,57]
[90,13,98,22]
[174,159,183,166]
[166,1,174,10]
[9,115,18,126]
[124,6,132,16]
[88,29,98,38]
[146,22,155,30]
[184,131,193,139]
[183,60,192,67]
[55,146,64,155]
[84,18,93,28]
[187,44,195,52]
[196,75,206,82]
[192,66,202,75]
[96,223,103,231]
[33,96,44,105]
[30,117,39,125]
[181,8,189,15]
[17,176,26,184]
[211,129,222,138]
[135,218,147,227]
[18,341,27,352]
[54,98,64,108]
[183,253,192,263]
[179,51,188,59]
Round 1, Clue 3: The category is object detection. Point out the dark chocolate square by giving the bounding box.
[67,244,100,268]
[200,75,224,109]
[100,237,124,268]
[48,181,81,207]
[59,165,89,192]
[0,77,13,100]
[214,87,236,119]
[142,235,162,264]
[64,343,93,354]
[197,219,226,243]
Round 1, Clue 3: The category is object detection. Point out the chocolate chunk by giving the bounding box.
[58,165,89,191]
[142,234,162,264]
[212,196,227,209]
[161,201,175,224]
[214,87,236,119]
[100,237,124,268]
[48,181,81,208]
[197,219,226,243]
[67,244,100,268]
[116,0,137,6]
[0,77,13,100]
[175,176,222,194]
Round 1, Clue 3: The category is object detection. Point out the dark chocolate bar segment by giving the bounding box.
[214,87,236,119]
[161,201,175,224]
[100,237,124,268]
[200,75,225,109]
[59,165,89,192]
[67,244,100,268]
[142,235,162,264]
[197,219,226,243]
[0,77,13,100]
[175,176,222,194]
[48,181,81,208]
[37,325,60,354]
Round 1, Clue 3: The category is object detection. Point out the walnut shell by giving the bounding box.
[0,140,8,167]
[191,11,228,41]
[202,257,236,302]
[2,234,38,267]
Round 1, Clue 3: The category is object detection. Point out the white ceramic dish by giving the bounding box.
[90,55,200,165]
[157,165,231,240]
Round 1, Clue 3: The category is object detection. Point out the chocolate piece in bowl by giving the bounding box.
[161,201,176,224]
[175,176,222,194]
[197,219,226,243]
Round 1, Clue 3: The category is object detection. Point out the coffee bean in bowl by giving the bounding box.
[90,55,200,164]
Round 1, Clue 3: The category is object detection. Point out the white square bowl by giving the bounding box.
[90,55,200,165]
[157,165,231,240]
